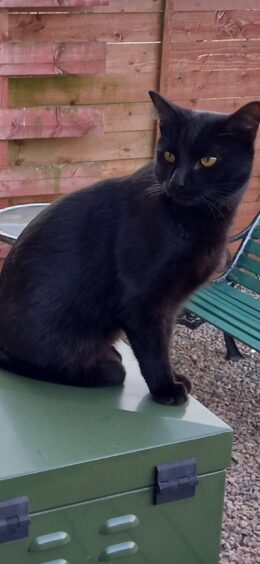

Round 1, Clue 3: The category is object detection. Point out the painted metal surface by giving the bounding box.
[0,341,232,509]
[0,340,232,562]
[0,471,227,563]
[0,202,48,241]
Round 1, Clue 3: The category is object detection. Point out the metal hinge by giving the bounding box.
[154,458,198,505]
[0,496,30,544]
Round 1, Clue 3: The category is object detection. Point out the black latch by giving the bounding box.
[0,496,30,544]
[154,458,198,505]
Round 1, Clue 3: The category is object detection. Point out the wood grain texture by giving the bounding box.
[8,131,154,166]
[179,96,260,113]
[0,101,154,139]
[9,73,158,106]
[170,10,260,41]
[166,69,260,101]
[0,0,109,7]
[102,102,154,133]
[241,182,259,203]
[106,42,160,74]
[173,0,260,11]
[0,11,8,167]
[0,158,149,197]
[0,79,8,166]
[0,106,103,140]
[158,0,174,96]
[9,12,162,42]
[0,198,9,209]
[1,0,259,231]
[169,39,260,71]
[0,40,106,76]
[0,0,164,11]
[252,151,260,175]
[0,242,10,272]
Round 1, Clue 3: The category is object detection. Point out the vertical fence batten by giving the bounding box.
[0,0,259,269]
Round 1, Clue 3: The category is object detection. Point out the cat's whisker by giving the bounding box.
[201,195,226,220]
[145,183,165,198]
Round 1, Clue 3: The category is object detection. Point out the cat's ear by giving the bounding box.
[226,101,260,141]
[148,91,184,125]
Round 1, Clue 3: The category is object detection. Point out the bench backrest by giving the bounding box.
[227,215,260,294]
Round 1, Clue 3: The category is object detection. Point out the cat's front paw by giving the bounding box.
[152,381,189,406]
[175,372,192,393]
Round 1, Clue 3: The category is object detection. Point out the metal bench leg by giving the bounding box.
[177,309,205,329]
[223,333,243,361]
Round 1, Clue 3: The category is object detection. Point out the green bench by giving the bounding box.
[180,213,260,360]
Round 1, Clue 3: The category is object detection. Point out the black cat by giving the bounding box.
[0,91,259,405]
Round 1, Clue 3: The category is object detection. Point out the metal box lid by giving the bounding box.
[0,341,232,512]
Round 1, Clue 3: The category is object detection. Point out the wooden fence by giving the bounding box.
[0,0,259,265]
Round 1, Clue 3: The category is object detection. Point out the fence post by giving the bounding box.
[158,0,174,98]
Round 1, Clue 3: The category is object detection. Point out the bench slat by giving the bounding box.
[206,286,260,316]
[227,268,260,293]
[252,225,260,239]
[187,300,260,351]
[192,293,260,334]
[236,254,260,276]
[244,239,260,257]
[194,287,260,325]
[189,294,260,340]
[212,281,260,311]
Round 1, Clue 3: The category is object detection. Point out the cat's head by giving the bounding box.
[149,91,260,208]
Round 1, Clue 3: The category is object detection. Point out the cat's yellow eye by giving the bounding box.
[200,156,217,168]
[164,151,176,163]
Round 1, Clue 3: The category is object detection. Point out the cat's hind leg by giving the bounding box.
[0,336,126,388]
[84,345,126,387]
[65,334,126,387]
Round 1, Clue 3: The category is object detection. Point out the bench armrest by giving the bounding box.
[228,213,259,243]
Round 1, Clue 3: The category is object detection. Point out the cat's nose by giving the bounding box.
[169,169,186,191]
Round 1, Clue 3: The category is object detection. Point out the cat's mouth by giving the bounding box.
[165,185,200,206]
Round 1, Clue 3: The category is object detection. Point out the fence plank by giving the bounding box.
[0,158,149,197]
[0,0,164,11]
[252,150,260,175]
[9,130,154,166]
[3,102,154,135]
[0,107,104,140]
[241,182,259,203]
[158,0,174,96]
[9,73,158,106]
[169,39,260,70]
[0,10,8,168]
[173,0,260,11]
[178,96,260,113]
[9,12,161,42]
[170,10,260,41]
[166,68,260,100]
[0,40,105,76]
[103,102,154,132]
[0,79,8,165]
[0,242,10,272]
[0,0,108,6]
[106,42,160,74]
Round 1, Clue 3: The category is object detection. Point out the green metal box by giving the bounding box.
[0,341,232,564]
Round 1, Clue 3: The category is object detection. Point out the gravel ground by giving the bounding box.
[171,323,259,564]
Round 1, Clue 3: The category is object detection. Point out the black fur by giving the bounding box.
[0,92,259,405]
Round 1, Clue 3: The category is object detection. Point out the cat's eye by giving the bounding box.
[200,156,217,168]
[164,151,176,163]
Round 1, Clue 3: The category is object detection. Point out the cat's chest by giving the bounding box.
[168,233,224,293]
